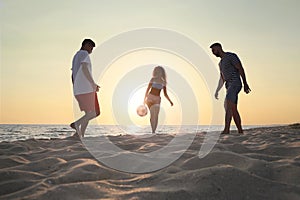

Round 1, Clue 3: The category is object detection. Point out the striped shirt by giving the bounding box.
[219,52,242,88]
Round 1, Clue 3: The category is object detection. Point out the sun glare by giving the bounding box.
[128,86,148,125]
[127,85,182,126]
[95,49,213,126]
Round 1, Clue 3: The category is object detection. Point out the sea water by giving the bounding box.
[0,124,263,142]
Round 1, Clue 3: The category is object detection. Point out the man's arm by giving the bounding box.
[82,62,100,92]
[234,63,251,94]
[215,74,224,99]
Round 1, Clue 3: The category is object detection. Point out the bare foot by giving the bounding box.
[70,123,82,138]
[71,132,79,138]
[73,122,82,138]
[221,131,229,135]
[70,122,76,130]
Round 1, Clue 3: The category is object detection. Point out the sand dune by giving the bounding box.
[0,124,300,200]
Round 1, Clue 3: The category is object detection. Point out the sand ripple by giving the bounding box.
[0,124,300,200]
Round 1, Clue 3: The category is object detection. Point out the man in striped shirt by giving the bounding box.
[210,43,251,134]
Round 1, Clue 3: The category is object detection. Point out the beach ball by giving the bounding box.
[136,105,148,117]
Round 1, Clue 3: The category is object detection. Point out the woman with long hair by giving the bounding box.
[144,66,173,133]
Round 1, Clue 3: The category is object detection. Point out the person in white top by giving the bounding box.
[70,39,100,137]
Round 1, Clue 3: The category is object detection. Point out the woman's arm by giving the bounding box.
[163,86,173,106]
[144,82,152,104]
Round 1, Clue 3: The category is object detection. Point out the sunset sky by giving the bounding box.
[1,0,300,125]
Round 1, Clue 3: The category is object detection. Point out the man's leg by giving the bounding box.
[72,92,101,137]
[223,100,233,134]
[80,111,97,137]
[80,94,101,136]
[231,102,243,133]
[223,85,243,134]
[71,110,97,137]
[72,116,84,137]
[224,99,243,134]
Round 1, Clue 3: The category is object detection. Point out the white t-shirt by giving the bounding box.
[72,50,95,95]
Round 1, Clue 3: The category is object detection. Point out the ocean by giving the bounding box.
[0,124,266,142]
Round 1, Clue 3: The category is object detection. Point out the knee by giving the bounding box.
[86,110,99,118]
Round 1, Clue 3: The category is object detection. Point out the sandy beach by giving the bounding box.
[0,124,300,200]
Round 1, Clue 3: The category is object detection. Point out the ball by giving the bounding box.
[136,105,148,117]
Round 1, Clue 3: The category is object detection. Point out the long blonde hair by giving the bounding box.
[152,66,166,83]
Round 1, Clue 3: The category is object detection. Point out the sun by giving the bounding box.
[127,84,182,127]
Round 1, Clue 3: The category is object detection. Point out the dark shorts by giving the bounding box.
[226,85,242,104]
[75,92,100,115]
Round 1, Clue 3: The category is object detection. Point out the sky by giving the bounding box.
[1,0,300,125]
